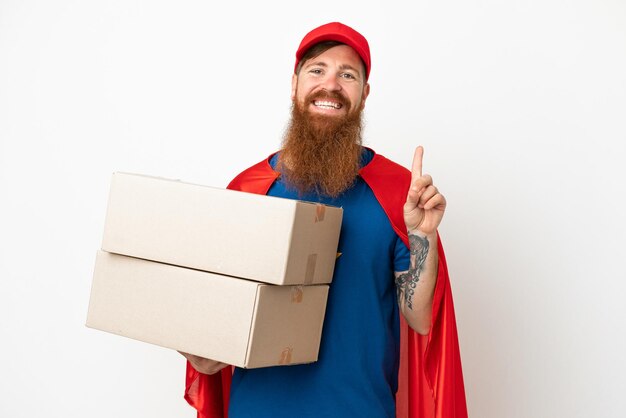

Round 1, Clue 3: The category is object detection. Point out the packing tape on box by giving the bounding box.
[315,205,325,222]
[291,286,303,303]
[279,347,293,365]
[304,254,317,284]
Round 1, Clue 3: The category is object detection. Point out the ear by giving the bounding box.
[360,82,371,110]
[291,73,298,101]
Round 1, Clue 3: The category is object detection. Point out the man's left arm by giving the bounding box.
[395,146,446,335]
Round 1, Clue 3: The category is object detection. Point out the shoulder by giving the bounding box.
[227,153,279,193]
[360,149,411,191]
[359,149,411,246]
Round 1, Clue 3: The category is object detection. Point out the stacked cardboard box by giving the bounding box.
[86,172,343,368]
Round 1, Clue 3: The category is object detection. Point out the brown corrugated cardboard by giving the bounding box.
[86,251,329,368]
[101,172,342,285]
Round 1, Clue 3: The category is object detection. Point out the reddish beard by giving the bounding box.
[277,91,364,197]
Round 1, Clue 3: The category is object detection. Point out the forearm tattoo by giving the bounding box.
[395,233,429,310]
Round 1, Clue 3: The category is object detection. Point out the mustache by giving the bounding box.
[305,90,351,109]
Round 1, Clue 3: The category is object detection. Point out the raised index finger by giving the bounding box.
[411,146,424,179]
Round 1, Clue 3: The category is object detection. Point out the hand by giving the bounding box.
[178,351,229,375]
[404,146,446,235]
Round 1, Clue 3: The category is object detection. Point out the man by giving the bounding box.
[181,22,467,418]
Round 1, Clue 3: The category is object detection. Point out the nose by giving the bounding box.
[320,72,342,92]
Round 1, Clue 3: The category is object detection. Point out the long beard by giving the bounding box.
[278,93,363,197]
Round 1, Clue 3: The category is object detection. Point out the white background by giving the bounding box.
[1,1,625,417]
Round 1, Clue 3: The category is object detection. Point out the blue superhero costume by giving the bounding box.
[228,148,409,418]
[184,147,468,418]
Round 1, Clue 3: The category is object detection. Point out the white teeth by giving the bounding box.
[314,100,342,109]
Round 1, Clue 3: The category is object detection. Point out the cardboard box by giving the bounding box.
[86,251,329,368]
[102,172,343,285]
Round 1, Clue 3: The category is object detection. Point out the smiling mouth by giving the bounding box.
[313,100,343,110]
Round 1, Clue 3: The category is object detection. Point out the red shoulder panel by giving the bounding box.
[227,154,279,195]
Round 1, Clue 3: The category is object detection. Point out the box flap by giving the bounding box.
[282,202,343,285]
[245,284,329,368]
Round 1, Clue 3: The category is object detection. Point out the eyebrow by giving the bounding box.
[304,61,328,70]
[339,64,360,74]
[303,61,362,78]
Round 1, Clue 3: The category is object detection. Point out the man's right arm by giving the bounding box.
[179,351,229,375]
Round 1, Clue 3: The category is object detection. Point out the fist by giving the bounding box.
[179,351,229,375]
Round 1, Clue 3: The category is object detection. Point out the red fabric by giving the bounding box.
[185,150,467,418]
[184,361,232,418]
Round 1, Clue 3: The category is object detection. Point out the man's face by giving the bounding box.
[291,44,370,118]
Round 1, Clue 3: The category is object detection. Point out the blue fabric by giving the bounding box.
[229,148,410,418]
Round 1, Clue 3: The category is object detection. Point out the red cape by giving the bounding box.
[185,150,468,418]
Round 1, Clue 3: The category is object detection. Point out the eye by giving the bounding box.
[341,72,357,80]
[309,68,323,75]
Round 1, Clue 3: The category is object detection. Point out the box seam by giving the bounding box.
[281,204,299,285]
[244,284,262,367]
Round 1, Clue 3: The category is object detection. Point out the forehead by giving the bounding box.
[302,45,365,74]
